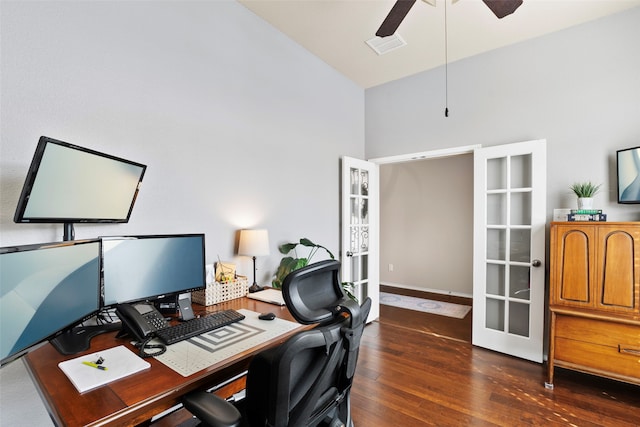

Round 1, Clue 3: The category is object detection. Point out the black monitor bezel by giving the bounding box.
[99,233,207,307]
[617,146,640,204]
[0,239,102,366]
[13,136,147,224]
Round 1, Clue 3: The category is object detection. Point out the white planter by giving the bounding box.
[577,197,594,210]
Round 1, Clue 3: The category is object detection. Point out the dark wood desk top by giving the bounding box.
[24,297,302,427]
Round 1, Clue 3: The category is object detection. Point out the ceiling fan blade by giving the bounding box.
[482,0,523,19]
[376,0,418,38]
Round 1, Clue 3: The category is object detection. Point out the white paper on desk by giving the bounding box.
[247,288,286,306]
[58,345,150,393]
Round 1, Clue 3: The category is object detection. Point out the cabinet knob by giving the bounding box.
[531,259,542,267]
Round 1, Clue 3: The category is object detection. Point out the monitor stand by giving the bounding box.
[63,222,75,241]
[50,323,121,355]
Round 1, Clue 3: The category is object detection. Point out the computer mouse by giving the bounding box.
[259,312,276,321]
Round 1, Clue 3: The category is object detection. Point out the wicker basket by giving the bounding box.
[191,276,249,306]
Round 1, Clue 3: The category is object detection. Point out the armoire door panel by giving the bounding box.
[600,230,635,309]
[559,230,591,303]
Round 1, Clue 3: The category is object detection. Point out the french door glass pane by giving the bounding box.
[350,168,359,195]
[487,194,506,225]
[509,266,531,301]
[350,198,359,225]
[510,154,532,188]
[361,254,368,280]
[486,263,505,296]
[509,301,530,337]
[360,170,369,196]
[361,199,369,224]
[350,256,360,282]
[510,229,531,262]
[486,298,505,331]
[487,229,506,260]
[350,226,359,253]
[510,192,532,225]
[487,158,507,190]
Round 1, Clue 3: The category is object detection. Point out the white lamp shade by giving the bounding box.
[238,229,270,257]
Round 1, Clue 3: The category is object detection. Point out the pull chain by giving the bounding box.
[444,0,449,117]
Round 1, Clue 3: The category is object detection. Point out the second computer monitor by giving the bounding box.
[1,239,101,365]
[101,234,206,306]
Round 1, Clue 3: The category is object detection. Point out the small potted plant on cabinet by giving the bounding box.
[570,181,602,210]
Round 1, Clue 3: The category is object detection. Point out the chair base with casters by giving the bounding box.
[182,260,370,427]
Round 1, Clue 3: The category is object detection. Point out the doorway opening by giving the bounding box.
[370,145,479,343]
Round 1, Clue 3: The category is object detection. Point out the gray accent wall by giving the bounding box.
[0,0,364,274]
[0,2,362,424]
[367,7,640,224]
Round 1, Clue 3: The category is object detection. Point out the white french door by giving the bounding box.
[340,156,379,323]
[472,140,547,363]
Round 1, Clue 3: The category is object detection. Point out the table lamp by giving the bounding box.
[238,229,270,293]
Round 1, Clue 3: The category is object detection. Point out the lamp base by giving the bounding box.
[249,256,263,293]
[249,283,263,293]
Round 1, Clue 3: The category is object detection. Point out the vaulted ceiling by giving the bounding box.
[239,0,640,88]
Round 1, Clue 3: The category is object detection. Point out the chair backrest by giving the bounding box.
[244,260,371,427]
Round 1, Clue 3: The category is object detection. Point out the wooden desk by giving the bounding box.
[24,298,302,427]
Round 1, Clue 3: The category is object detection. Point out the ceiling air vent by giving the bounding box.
[365,34,407,55]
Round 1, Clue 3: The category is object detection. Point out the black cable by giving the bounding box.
[135,336,167,358]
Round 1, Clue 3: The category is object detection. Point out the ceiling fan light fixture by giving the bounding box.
[375,0,417,37]
[482,0,524,19]
[366,34,407,55]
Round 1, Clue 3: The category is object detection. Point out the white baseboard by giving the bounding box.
[381,282,473,299]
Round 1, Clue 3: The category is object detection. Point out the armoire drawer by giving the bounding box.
[554,337,640,380]
[553,315,640,381]
[554,315,639,347]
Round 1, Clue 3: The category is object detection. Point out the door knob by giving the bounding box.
[346,251,354,257]
[531,259,542,267]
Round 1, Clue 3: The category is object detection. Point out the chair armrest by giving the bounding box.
[182,391,241,427]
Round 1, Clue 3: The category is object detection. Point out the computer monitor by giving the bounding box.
[101,234,206,307]
[13,136,146,240]
[0,239,102,366]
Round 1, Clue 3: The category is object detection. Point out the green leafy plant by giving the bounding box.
[272,238,357,301]
[569,181,602,198]
[272,238,334,288]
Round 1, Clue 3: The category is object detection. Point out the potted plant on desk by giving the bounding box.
[272,238,357,301]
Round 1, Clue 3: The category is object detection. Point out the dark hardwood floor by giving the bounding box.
[353,286,640,426]
[379,285,473,342]
[156,289,640,426]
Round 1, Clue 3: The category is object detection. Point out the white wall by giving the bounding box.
[366,8,640,223]
[0,1,363,424]
[380,155,474,296]
[0,0,364,279]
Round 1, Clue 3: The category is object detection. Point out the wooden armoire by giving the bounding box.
[547,222,640,388]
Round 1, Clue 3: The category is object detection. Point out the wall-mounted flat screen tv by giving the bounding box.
[14,136,147,238]
[617,146,640,204]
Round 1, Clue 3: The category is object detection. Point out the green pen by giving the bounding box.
[82,361,107,371]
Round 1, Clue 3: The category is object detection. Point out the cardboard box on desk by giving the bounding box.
[191,276,249,306]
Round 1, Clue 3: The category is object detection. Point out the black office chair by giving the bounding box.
[182,259,371,427]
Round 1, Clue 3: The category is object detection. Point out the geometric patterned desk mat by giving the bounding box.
[154,309,300,377]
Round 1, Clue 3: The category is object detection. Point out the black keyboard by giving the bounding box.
[155,309,245,345]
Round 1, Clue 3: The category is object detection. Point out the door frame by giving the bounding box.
[369,145,481,165]
[367,145,480,309]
